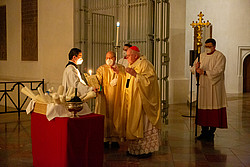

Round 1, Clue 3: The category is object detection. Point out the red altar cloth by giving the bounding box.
[31,112,104,167]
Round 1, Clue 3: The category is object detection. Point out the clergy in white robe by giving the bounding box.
[62,48,94,111]
[191,39,227,140]
[118,44,131,68]
[118,57,129,68]
[124,46,161,157]
[95,51,126,148]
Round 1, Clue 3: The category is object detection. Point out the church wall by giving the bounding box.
[0,0,25,80]
[185,0,250,94]
[168,0,189,104]
[38,0,74,89]
[0,0,74,90]
[0,0,74,108]
[0,0,5,6]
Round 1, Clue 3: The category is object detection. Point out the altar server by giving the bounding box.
[118,43,131,68]
[62,48,94,98]
[191,38,227,141]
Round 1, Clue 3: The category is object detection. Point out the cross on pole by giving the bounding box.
[190,12,211,54]
[190,12,211,137]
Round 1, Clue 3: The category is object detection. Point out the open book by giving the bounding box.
[84,73,101,91]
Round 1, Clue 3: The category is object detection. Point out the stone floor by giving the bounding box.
[1,93,250,167]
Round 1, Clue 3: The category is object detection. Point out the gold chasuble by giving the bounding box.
[95,64,126,141]
[125,57,161,140]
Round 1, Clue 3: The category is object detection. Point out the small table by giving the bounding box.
[31,104,104,167]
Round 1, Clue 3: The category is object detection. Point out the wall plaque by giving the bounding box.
[21,0,38,61]
[0,6,6,60]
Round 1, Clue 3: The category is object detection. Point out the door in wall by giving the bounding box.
[243,54,250,92]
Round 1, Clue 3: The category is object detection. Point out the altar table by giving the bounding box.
[31,110,104,167]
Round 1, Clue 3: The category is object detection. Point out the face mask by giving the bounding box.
[205,48,212,54]
[76,58,83,65]
[123,50,127,57]
[106,59,114,66]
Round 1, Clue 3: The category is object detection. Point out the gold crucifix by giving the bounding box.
[190,12,211,54]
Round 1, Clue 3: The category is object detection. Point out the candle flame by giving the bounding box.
[117,22,120,27]
[88,70,92,75]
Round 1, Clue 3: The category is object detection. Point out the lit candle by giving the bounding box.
[88,69,92,76]
[116,22,120,46]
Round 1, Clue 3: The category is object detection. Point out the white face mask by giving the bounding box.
[106,59,114,66]
[123,50,127,57]
[76,58,83,65]
[205,48,212,54]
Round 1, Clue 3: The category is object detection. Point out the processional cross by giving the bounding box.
[190,12,211,54]
[190,12,211,136]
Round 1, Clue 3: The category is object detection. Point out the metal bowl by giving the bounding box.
[65,101,83,118]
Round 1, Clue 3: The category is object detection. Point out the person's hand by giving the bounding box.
[111,65,119,74]
[195,62,200,70]
[93,87,99,93]
[196,68,204,75]
[125,67,137,77]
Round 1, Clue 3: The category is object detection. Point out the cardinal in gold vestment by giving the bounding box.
[95,51,126,148]
[124,46,161,157]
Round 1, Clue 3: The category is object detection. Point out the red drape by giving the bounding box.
[31,112,104,167]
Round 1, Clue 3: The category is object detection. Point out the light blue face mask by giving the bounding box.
[123,50,127,57]
[106,59,114,66]
[205,48,212,54]
[76,58,83,65]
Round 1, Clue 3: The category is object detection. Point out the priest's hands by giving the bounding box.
[195,62,200,70]
[93,87,99,93]
[195,62,206,75]
[125,67,137,77]
[196,68,204,75]
[111,65,119,74]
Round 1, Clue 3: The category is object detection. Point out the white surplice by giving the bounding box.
[62,63,93,112]
[118,57,129,68]
[191,50,227,109]
[62,63,92,97]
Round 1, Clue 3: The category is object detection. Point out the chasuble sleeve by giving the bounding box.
[94,66,106,118]
[96,66,104,86]
[135,60,161,128]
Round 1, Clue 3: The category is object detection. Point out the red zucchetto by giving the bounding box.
[130,46,140,52]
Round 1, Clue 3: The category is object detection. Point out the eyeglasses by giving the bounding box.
[205,46,214,48]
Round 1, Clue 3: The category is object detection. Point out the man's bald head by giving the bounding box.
[106,51,116,58]
[106,51,116,66]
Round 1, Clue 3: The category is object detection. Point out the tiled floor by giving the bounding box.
[1,93,250,167]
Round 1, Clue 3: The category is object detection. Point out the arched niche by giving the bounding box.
[243,54,250,92]
[237,46,250,93]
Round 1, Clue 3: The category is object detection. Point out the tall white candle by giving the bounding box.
[116,22,120,46]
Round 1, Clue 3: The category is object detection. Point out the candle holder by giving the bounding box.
[114,45,120,49]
